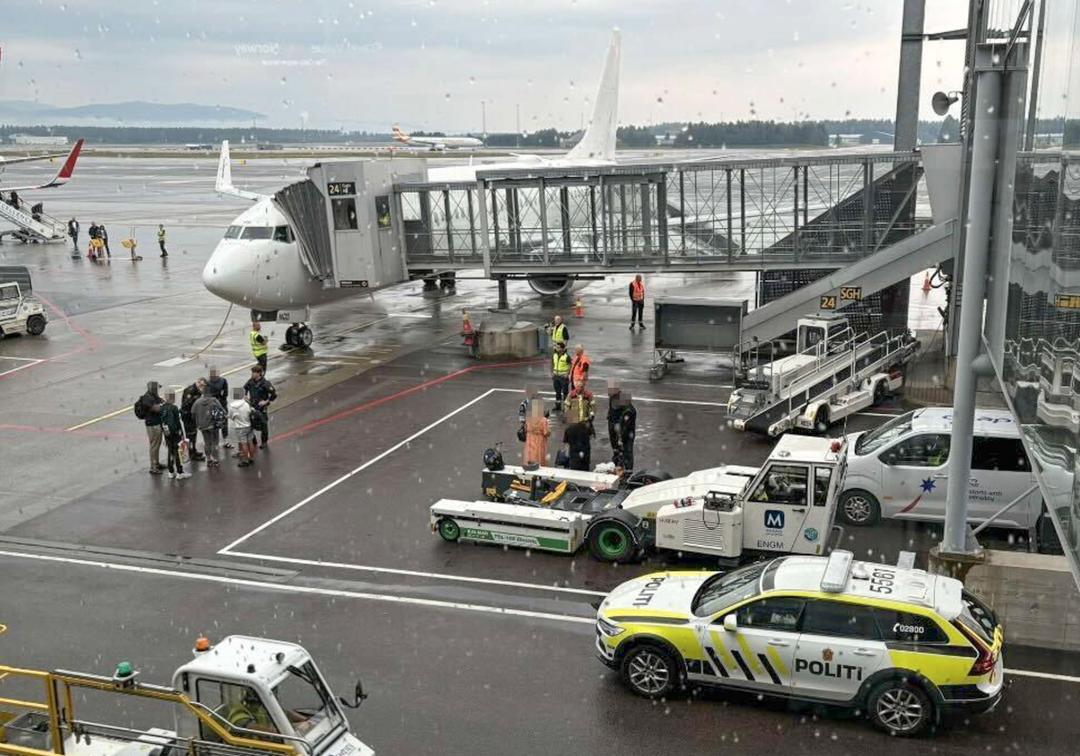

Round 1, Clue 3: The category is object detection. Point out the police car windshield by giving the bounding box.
[855,410,915,455]
[692,560,774,617]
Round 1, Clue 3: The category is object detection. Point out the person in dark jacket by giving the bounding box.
[99,223,111,258]
[192,386,226,466]
[562,421,592,471]
[611,392,637,470]
[159,391,190,479]
[607,383,624,461]
[180,379,207,461]
[138,381,164,475]
[206,366,231,449]
[68,218,80,253]
[243,366,277,448]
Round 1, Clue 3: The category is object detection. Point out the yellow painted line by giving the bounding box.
[66,406,130,431]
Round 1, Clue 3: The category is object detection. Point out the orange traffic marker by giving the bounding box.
[922,272,932,293]
[574,298,584,318]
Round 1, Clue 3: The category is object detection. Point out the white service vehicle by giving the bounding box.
[0,634,374,756]
[430,435,848,565]
[728,314,918,437]
[838,407,1045,534]
[0,281,46,337]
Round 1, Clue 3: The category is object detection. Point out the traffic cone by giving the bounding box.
[922,272,932,293]
[574,298,584,318]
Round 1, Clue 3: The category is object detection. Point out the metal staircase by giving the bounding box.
[0,198,69,243]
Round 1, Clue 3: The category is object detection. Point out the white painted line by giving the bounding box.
[856,411,903,418]
[389,312,433,319]
[0,359,43,378]
[154,356,194,368]
[1005,667,1080,684]
[225,550,607,597]
[218,388,498,553]
[0,355,42,361]
[0,549,595,626]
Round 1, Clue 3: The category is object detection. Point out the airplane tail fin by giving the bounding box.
[392,125,411,143]
[566,29,621,162]
[45,138,84,187]
[215,140,264,201]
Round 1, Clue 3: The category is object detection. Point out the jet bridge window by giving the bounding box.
[332,198,358,230]
[748,464,809,507]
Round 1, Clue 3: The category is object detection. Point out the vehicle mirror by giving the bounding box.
[338,679,368,709]
[722,614,737,632]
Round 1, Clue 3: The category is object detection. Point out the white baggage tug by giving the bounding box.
[430,435,848,565]
[0,635,374,756]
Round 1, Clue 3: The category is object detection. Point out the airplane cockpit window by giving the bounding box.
[241,227,273,240]
[273,226,294,243]
[224,225,242,239]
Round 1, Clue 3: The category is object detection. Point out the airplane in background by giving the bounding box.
[203,31,621,347]
[391,126,483,151]
[0,139,85,190]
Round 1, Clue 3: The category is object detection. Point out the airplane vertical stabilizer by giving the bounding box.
[215,140,264,201]
[566,29,621,162]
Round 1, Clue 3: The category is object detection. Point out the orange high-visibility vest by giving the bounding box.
[631,279,645,302]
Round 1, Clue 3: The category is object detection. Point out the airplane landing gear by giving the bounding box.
[285,323,313,348]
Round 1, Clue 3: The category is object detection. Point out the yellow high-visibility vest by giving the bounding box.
[250,330,268,357]
[552,351,571,376]
[551,323,568,344]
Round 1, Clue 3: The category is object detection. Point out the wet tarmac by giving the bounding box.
[1,156,1076,755]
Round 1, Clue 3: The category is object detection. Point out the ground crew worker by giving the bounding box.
[629,274,645,330]
[222,689,275,733]
[570,344,591,388]
[551,342,571,411]
[157,224,168,257]
[565,377,596,432]
[250,321,269,370]
[549,315,569,348]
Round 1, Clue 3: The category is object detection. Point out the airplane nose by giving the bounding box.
[202,243,250,304]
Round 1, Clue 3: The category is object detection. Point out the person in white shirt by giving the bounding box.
[228,388,255,468]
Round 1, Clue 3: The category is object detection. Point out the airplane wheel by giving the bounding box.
[284,324,299,347]
[296,325,313,348]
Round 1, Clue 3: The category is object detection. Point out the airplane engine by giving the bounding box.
[528,276,575,296]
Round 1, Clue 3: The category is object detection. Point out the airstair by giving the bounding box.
[0,198,68,243]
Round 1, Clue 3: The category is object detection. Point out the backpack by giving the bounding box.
[133,397,148,420]
[210,402,228,430]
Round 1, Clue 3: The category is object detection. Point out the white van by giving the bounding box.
[838,407,1042,531]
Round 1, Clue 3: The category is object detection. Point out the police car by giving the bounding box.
[595,550,1004,737]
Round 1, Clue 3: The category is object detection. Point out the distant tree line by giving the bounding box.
[673,120,831,147]
[0,124,388,145]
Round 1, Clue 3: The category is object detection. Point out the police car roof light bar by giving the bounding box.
[820,549,854,593]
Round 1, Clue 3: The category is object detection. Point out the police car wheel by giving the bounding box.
[588,522,635,563]
[621,645,679,699]
[26,315,46,336]
[868,680,933,737]
[437,518,461,542]
[838,490,880,527]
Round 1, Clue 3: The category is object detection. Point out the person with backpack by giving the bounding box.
[134,381,164,475]
[243,365,277,448]
[192,382,227,466]
[159,391,190,480]
[206,367,231,449]
[180,379,206,462]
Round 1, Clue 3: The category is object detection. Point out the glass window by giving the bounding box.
[871,609,947,643]
[224,225,242,239]
[692,561,768,617]
[880,434,950,467]
[241,226,272,240]
[959,590,998,644]
[813,467,832,507]
[272,662,344,745]
[854,410,915,455]
[801,600,880,640]
[273,225,293,243]
[749,464,808,506]
[971,436,1031,472]
[196,679,279,741]
[332,198,358,230]
[732,596,805,631]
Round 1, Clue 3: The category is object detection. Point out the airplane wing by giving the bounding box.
[0,150,71,167]
[215,140,265,201]
[0,138,84,191]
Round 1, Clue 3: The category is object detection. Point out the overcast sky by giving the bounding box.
[1,0,972,131]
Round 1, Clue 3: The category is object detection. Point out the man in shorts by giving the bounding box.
[228,387,256,467]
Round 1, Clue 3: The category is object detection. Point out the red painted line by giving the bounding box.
[271,357,544,444]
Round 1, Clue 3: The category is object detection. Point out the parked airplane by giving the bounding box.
[391,126,483,151]
[203,31,621,347]
[0,139,84,190]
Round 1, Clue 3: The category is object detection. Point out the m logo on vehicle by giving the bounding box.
[764,510,785,529]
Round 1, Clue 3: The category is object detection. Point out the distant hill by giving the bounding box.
[0,100,264,125]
